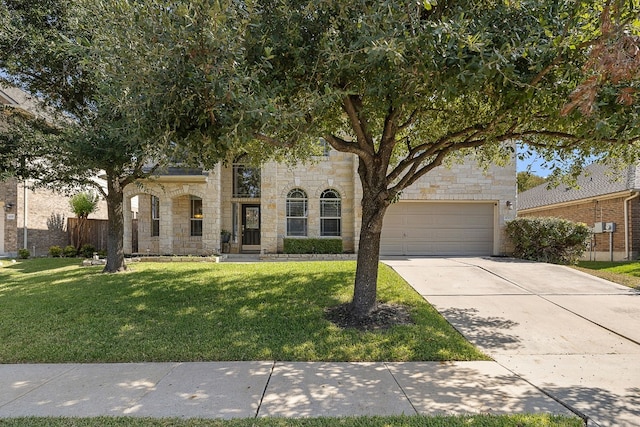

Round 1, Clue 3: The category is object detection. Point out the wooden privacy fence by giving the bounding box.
[68,218,108,252]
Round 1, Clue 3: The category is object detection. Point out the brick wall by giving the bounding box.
[14,183,108,257]
[519,195,639,260]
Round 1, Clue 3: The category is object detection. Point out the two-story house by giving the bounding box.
[123,149,516,257]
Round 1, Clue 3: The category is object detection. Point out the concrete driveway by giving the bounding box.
[384,257,640,427]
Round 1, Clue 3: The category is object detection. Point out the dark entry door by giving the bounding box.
[242,204,261,247]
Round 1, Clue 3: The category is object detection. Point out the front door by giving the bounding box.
[242,204,260,252]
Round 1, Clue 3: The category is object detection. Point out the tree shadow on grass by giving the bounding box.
[1,261,475,363]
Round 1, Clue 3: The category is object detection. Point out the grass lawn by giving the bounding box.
[0,258,486,363]
[0,415,584,427]
[574,261,640,289]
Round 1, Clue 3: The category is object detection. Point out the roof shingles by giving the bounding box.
[518,163,637,211]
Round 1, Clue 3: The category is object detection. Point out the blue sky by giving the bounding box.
[517,154,553,176]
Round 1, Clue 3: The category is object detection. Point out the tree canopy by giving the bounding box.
[517,171,548,193]
[231,0,639,317]
[0,0,198,271]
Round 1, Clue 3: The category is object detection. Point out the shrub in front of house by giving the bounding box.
[17,248,30,259]
[48,245,63,257]
[63,245,78,258]
[283,238,343,254]
[79,244,96,258]
[506,217,590,265]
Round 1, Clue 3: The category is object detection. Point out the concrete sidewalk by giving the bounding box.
[0,361,574,419]
[384,257,640,427]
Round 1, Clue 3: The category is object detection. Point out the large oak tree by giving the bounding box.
[0,0,247,271]
[239,0,640,319]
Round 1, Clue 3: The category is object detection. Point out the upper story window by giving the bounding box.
[190,196,203,237]
[320,189,341,237]
[317,137,331,157]
[286,188,308,237]
[233,164,261,198]
[151,195,160,237]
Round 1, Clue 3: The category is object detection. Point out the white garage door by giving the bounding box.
[380,202,495,256]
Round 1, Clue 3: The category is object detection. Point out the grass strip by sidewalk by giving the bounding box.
[0,415,583,427]
[0,258,486,363]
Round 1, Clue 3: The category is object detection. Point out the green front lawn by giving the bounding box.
[574,261,640,289]
[0,258,486,363]
[0,415,583,427]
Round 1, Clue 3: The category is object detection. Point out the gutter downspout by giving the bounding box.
[624,192,640,260]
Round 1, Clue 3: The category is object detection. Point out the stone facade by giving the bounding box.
[0,179,18,256]
[124,150,516,256]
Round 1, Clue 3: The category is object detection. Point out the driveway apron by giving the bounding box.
[384,257,640,427]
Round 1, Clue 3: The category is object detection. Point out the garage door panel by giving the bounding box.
[380,202,494,256]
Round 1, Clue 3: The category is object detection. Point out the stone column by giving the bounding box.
[123,196,132,254]
[203,166,221,254]
[159,197,173,255]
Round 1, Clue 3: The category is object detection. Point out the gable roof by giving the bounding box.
[518,163,638,211]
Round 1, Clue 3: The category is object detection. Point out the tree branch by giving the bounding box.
[342,95,375,157]
[324,134,369,158]
[398,108,419,131]
[253,132,294,148]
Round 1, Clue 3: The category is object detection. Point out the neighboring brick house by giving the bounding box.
[123,149,517,257]
[518,163,640,261]
[1,86,108,257]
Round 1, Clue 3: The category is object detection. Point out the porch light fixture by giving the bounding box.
[4,202,14,211]
[506,200,513,210]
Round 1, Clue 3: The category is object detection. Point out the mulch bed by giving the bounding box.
[325,302,414,331]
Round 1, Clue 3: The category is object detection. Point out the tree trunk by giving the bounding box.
[76,216,86,250]
[350,191,389,319]
[103,175,127,273]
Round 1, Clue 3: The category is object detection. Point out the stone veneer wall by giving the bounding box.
[0,179,18,256]
[124,172,218,256]
[260,151,358,254]
[397,160,517,255]
[125,151,516,256]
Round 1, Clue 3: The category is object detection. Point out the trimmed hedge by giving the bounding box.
[17,248,30,259]
[506,217,590,265]
[64,245,78,257]
[283,238,343,254]
[79,244,96,258]
[48,245,63,257]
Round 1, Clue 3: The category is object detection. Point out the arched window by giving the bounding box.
[191,196,203,237]
[286,188,308,236]
[320,189,341,237]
